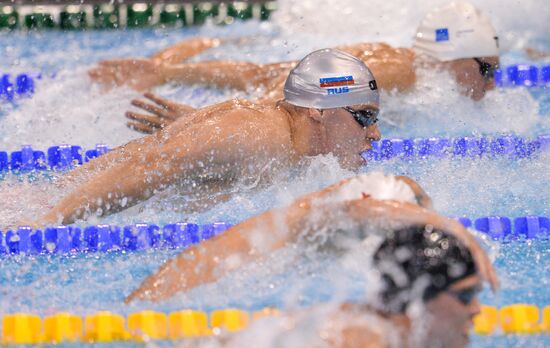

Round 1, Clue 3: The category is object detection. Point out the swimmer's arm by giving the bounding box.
[54,131,164,189]
[88,38,222,91]
[329,321,387,348]
[127,197,431,302]
[38,119,238,226]
[335,42,391,56]
[158,60,271,91]
[395,175,432,209]
[524,47,549,60]
[151,37,223,64]
[60,98,248,186]
[336,42,416,92]
[38,138,178,226]
[125,199,315,303]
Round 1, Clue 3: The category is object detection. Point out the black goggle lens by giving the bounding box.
[343,107,379,128]
[473,58,498,80]
[448,285,482,305]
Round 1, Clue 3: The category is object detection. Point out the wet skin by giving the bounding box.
[21,99,380,227]
[124,187,496,348]
[126,189,497,303]
[425,275,483,348]
[89,38,498,106]
[446,56,499,101]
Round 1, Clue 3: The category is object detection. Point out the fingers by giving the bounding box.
[126,121,155,134]
[145,92,197,117]
[124,274,161,304]
[88,68,100,79]
[126,111,165,127]
[131,99,170,118]
[124,289,139,304]
[97,58,137,67]
[484,254,499,291]
[88,66,114,83]
[143,92,178,113]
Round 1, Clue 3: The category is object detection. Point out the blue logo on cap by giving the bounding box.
[435,28,449,42]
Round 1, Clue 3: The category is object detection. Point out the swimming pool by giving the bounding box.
[1,0,549,346]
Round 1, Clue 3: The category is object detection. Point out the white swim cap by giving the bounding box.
[284,48,379,109]
[413,1,499,61]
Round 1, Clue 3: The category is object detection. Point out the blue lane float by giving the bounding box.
[0,64,548,102]
[0,217,547,257]
[0,144,109,173]
[363,134,548,162]
[0,73,36,101]
[456,216,549,241]
[499,64,550,88]
[0,222,233,256]
[1,134,548,173]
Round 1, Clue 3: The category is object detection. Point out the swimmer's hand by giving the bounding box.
[125,92,196,134]
[88,58,167,92]
[525,47,549,60]
[9,220,41,231]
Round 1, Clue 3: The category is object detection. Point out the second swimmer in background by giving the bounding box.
[91,0,500,113]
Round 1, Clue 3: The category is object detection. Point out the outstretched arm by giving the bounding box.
[125,175,433,303]
[158,60,280,91]
[88,37,222,91]
[36,109,238,226]
[89,57,291,94]
[37,129,191,226]
[124,195,320,303]
[337,42,417,92]
[151,37,223,64]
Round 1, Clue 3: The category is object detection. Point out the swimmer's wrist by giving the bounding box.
[157,64,170,83]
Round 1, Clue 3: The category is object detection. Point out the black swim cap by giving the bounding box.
[373,224,477,313]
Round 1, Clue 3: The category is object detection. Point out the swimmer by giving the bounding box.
[90,1,500,109]
[20,49,381,228]
[126,172,496,303]
[126,173,497,348]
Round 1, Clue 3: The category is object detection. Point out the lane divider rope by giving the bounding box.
[1,304,548,344]
[363,134,549,162]
[0,215,548,258]
[1,133,549,174]
[0,222,233,256]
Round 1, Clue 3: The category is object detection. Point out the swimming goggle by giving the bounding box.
[447,284,482,305]
[473,58,498,80]
[343,107,379,128]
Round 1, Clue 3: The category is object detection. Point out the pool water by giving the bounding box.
[0,0,549,346]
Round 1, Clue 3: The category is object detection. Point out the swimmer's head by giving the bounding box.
[413,1,499,62]
[283,48,380,109]
[373,224,478,314]
[413,2,500,100]
[283,48,381,169]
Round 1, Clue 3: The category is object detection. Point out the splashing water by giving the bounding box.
[0,1,549,347]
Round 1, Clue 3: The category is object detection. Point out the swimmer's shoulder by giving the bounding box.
[215,99,292,137]
[323,303,394,348]
[337,42,413,56]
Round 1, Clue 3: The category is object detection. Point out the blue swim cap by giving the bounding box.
[284,48,379,109]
